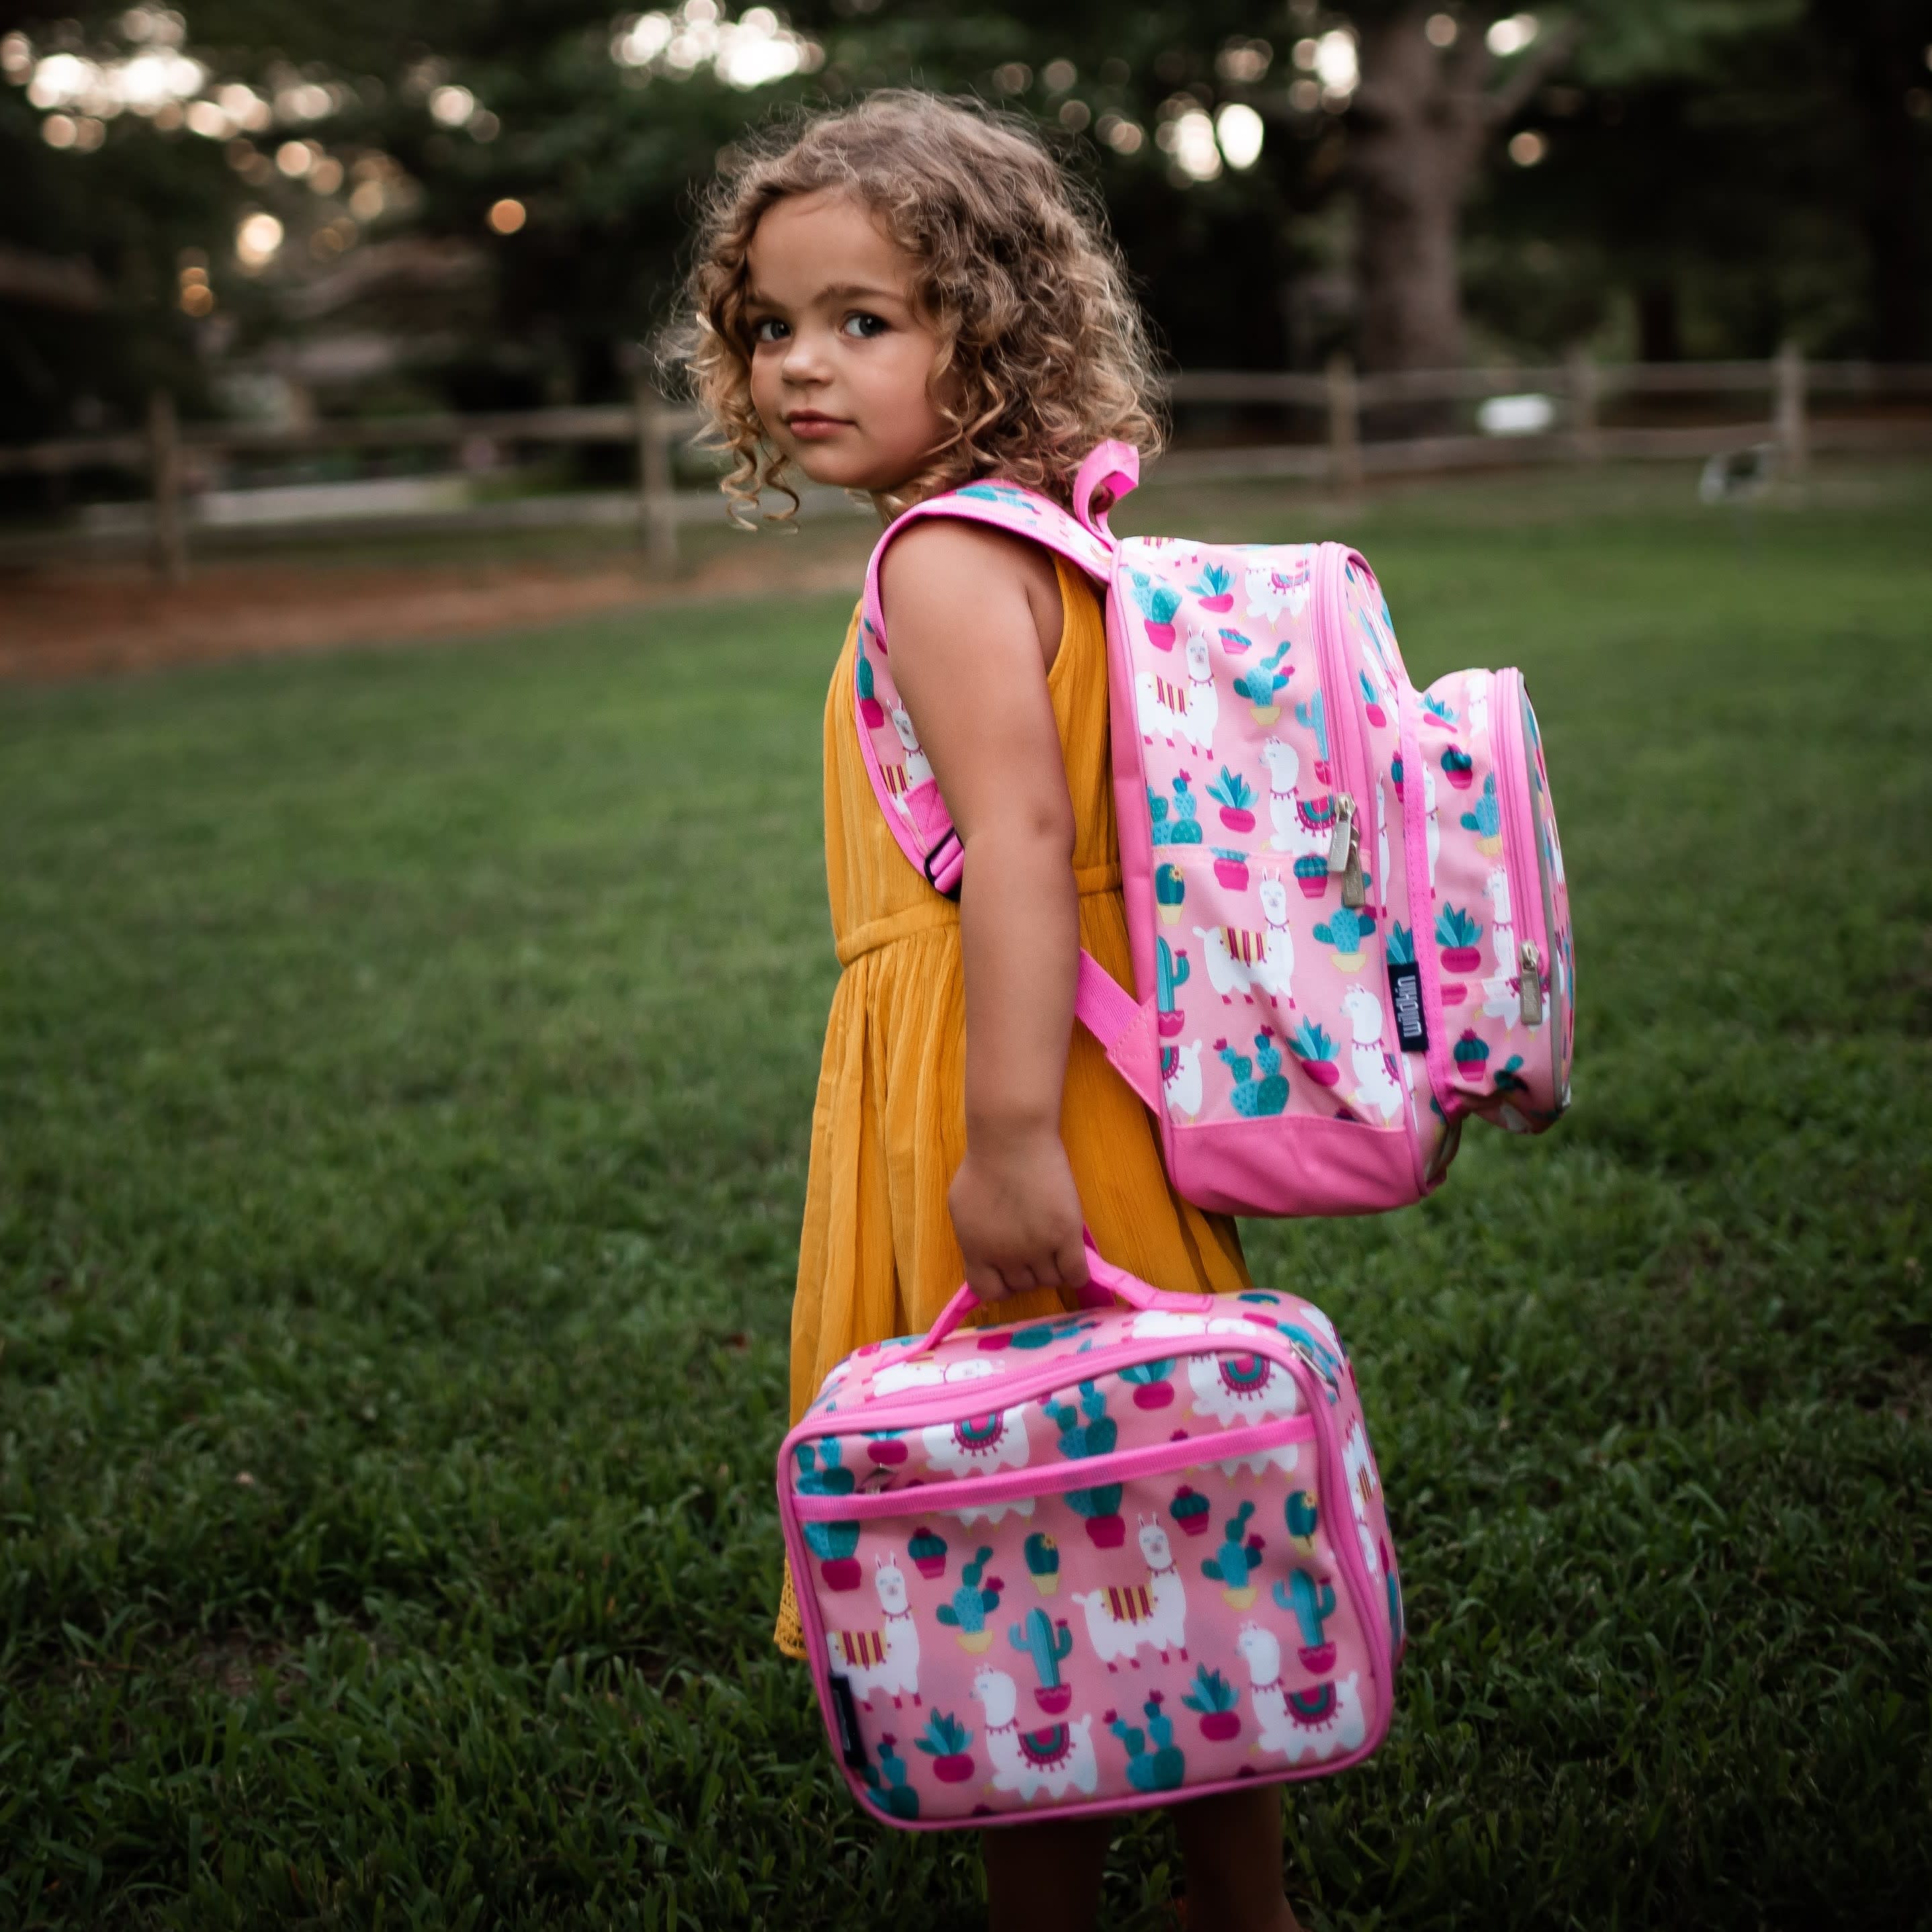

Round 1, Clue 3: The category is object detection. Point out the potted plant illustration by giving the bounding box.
[1120,1358,1176,1409]
[1201,1499,1266,1608]
[1436,905,1484,975]
[1217,626,1253,657]
[1170,1485,1212,1538]
[1044,1382,1125,1546]
[1131,570,1183,650]
[1024,1532,1061,1595]
[1181,1665,1243,1742]
[1233,643,1290,724]
[1008,1606,1076,1715]
[1421,693,1458,731]
[1292,1018,1340,1087]
[1453,1030,1491,1080]
[1390,754,1406,801]
[916,1710,975,1784]
[1155,936,1190,1039]
[1357,668,1388,728]
[861,1737,920,1820]
[865,1430,908,1467]
[908,1526,949,1581]
[1459,773,1503,856]
[1386,922,1414,967]
[1190,562,1236,611]
[935,1547,1005,1651]
[1440,744,1475,791]
[1217,1032,1289,1117]
[1313,902,1375,973]
[1212,848,1251,891]
[794,1439,863,1592]
[1284,1490,1319,1555]
[1273,1567,1338,1674]
[1155,862,1186,926]
[1208,767,1259,833]
[1292,854,1330,901]
[1149,773,1204,848]
[856,649,886,730]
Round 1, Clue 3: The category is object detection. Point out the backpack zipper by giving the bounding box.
[1490,669,1550,1034]
[1312,545,1373,912]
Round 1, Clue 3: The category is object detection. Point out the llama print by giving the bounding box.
[1340,985,1403,1124]
[1188,1350,1305,1429]
[1135,634,1217,756]
[973,1667,1100,1802]
[1342,1419,1382,1575]
[1262,739,1327,860]
[871,1355,1002,1399]
[1479,866,1520,1026]
[1162,1038,1204,1122]
[1423,764,1441,887]
[1069,1516,1190,1669]
[1236,1624,1366,1763]
[1245,556,1312,623]
[921,1405,1033,1480]
[1194,880,1294,1007]
[828,1554,922,1709]
[888,705,932,791]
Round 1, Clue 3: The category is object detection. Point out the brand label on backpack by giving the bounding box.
[1388,961,1428,1053]
[829,1673,868,1769]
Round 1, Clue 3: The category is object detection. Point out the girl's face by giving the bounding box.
[744,189,952,498]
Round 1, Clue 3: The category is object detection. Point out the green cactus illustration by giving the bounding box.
[861,1737,920,1820]
[1156,936,1191,1014]
[934,1547,1003,1636]
[1293,689,1329,762]
[1233,642,1291,711]
[1290,1019,1337,1064]
[1043,1381,1123,1526]
[1130,570,1183,626]
[1008,1607,1075,1692]
[1436,905,1483,951]
[1182,1665,1241,1716]
[1217,1031,1289,1118]
[1121,1358,1176,1391]
[1285,1491,1320,1546]
[1422,693,1456,726]
[1385,920,1415,965]
[793,1440,859,1564]
[1107,1694,1186,1792]
[1493,1054,1528,1094]
[1168,774,1203,842]
[1274,1567,1336,1649]
[1190,562,1234,601]
[1201,1500,1265,1595]
[1441,745,1475,780]
[1155,862,1186,913]
[1460,773,1501,839]
[1024,1532,1061,1587]
[1453,1029,1490,1070]
[1313,902,1376,959]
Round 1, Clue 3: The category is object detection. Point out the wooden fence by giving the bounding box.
[5,349,1931,579]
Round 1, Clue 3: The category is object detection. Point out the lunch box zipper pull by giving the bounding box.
[1519,941,1544,1024]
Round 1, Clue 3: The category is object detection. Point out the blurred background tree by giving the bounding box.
[1,0,1929,443]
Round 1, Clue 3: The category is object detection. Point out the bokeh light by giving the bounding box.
[1487,15,1541,57]
[1508,130,1548,166]
[235,210,283,266]
[1215,103,1264,171]
[488,197,527,234]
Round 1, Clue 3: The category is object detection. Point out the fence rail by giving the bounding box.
[7,351,1932,577]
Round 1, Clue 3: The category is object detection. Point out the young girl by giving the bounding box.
[676,93,1303,1932]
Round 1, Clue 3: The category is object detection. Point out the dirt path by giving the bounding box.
[0,529,873,683]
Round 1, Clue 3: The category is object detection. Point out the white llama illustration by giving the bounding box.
[1069,1517,1190,1669]
[828,1555,922,1708]
[1163,1038,1204,1122]
[1236,1624,1366,1763]
[973,1667,1100,1800]
[1340,984,1403,1124]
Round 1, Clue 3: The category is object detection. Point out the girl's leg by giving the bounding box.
[1172,1786,1303,1932]
[983,1814,1110,1932]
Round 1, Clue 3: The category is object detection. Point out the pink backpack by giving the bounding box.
[854,443,1575,1216]
[779,1237,1403,1828]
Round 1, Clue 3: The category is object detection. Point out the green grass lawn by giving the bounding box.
[3,461,1929,1931]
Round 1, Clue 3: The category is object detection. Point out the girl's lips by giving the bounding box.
[787,414,850,440]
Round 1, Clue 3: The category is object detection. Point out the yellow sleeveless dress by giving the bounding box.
[775,557,1250,1658]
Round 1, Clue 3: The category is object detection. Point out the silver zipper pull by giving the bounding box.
[1519,941,1544,1024]
[1341,822,1366,907]
[1326,793,1356,873]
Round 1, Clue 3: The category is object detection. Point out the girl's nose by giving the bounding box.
[779,327,832,384]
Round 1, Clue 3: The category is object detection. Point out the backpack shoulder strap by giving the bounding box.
[847,444,1161,1111]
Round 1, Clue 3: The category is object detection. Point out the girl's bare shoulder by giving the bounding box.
[877,517,1063,668]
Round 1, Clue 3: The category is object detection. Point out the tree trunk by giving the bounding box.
[1835,3,1929,360]
[1349,11,1487,376]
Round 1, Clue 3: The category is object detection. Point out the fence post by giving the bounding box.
[1773,341,1808,490]
[1565,346,1600,462]
[1325,352,1362,494]
[635,381,678,572]
[146,388,187,584]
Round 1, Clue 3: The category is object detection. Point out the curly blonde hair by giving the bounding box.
[664,90,1164,523]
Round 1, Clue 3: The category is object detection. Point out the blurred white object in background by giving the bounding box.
[1478,393,1556,437]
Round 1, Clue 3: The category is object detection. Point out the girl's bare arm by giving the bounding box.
[879,519,1092,1303]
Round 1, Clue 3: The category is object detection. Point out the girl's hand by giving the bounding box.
[949,1128,1092,1304]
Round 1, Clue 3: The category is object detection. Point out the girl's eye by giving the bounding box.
[842,312,888,339]
[751,317,789,345]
